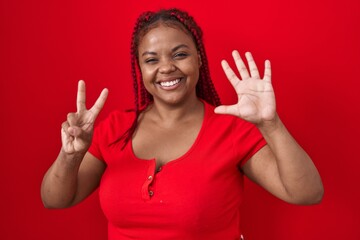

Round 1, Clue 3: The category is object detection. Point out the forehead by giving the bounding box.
[138,24,196,51]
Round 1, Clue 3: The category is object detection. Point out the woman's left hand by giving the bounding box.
[214,51,276,126]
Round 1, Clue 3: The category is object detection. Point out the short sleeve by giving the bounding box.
[232,118,267,167]
[88,110,136,163]
[88,115,109,161]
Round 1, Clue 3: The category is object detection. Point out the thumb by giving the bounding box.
[214,105,239,116]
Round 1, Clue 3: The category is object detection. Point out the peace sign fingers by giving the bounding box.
[77,80,86,113]
[89,87,108,118]
[76,80,108,117]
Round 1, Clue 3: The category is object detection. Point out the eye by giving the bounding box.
[144,58,158,64]
[174,52,189,59]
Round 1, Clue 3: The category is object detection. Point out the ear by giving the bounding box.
[198,52,202,68]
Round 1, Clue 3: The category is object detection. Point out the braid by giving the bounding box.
[119,8,221,148]
[117,12,154,148]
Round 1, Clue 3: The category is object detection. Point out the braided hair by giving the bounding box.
[120,8,221,148]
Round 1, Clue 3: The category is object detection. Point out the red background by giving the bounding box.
[1,0,359,239]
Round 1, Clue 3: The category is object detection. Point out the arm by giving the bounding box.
[41,80,108,208]
[41,151,106,208]
[215,51,323,205]
[243,116,323,205]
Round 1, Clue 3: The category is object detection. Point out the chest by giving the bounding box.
[132,118,202,168]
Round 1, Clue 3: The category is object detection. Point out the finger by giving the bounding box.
[77,80,86,113]
[263,60,272,82]
[89,88,109,117]
[232,50,250,80]
[245,52,260,79]
[221,60,240,88]
[67,112,78,126]
[67,126,84,138]
[62,122,83,139]
[214,104,240,117]
[61,121,71,137]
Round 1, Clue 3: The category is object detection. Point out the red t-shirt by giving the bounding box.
[89,101,267,240]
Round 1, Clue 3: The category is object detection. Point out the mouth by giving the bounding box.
[156,78,183,89]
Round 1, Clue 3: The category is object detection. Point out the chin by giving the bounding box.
[155,94,192,107]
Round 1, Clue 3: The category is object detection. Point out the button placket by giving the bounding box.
[147,175,155,197]
[141,160,156,200]
[148,190,154,197]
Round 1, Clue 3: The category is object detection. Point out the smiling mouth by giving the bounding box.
[157,78,183,87]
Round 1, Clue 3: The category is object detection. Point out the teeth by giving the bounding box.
[159,78,181,87]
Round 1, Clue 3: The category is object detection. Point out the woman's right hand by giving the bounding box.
[61,80,108,155]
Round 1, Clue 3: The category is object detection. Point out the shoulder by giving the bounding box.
[93,109,136,143]
[101,109,136,127]
[203,101,256,131]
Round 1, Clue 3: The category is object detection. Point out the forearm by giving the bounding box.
[258,114,324,204]
[41,149,84,208]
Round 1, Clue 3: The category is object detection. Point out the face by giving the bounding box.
[137,23,201,106]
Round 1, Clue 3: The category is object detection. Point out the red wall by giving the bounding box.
[1,0,359,239]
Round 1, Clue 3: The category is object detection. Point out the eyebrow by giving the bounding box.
[141,44,190,57]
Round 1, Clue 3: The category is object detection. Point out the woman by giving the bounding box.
[41,8,324,240]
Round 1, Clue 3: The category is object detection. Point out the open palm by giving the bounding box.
[61,80,108,154]
[215,51,276,125]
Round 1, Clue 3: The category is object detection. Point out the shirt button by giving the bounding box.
[157,167,162,172]
[148,175,153,180]
[149,190,154,197]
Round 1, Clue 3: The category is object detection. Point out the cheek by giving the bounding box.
[183,63,200,80]
[140,67,155,82]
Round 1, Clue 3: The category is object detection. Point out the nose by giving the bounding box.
[159,59,176,74]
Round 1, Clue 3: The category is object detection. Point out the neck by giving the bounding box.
[148,97,203,124]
